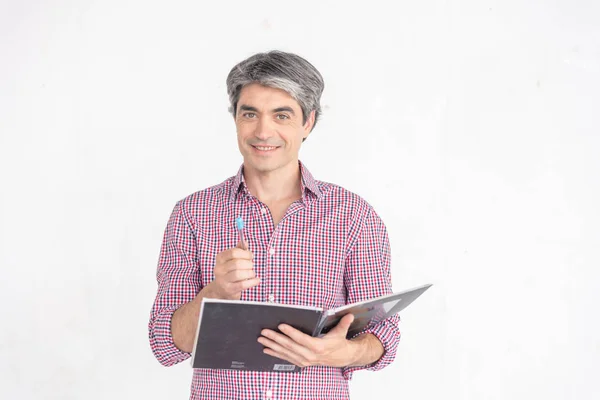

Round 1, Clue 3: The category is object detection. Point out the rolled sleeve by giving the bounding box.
[341,207,401,379]
[148,200,200,367]
[342,315,400,379]
[149,305,192,366]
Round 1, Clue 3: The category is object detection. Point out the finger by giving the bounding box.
[277,324,317,348]
[328,313,355,336]
[262,348,305,368]
[221,259,254,274]
[219,247,253,262]
[214,260,254,279]
[225,248,253,262]
[260,329,314,361]
[226,268,256,282]
[258,336,309,367]
[227,277,260,293]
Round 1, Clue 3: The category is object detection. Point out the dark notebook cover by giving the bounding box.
[191,283,432,372]
[191,301,323,372]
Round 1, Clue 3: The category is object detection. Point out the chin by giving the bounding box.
[253,163,278,173]
[245,159,281,174]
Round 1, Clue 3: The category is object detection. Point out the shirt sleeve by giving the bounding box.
[341,207,401,380]
[148,200,201,367]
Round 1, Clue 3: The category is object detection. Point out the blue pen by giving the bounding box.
[235,217,247,250]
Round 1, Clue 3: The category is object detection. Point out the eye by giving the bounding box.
[242,112,256,118]
[276,114,289,120]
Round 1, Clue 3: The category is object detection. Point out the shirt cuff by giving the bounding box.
[149,305,191,367]
[342,315,400,380]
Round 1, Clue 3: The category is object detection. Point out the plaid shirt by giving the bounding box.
[148,161,400,400]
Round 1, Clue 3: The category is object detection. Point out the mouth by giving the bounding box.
[251,145,280,153]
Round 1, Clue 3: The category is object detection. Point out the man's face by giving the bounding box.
[235,83,314,174]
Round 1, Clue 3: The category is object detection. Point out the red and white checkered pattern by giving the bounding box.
[149,161,400,400]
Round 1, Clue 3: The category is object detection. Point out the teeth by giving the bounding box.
[256,146,276,151]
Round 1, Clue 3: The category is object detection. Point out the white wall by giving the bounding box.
[1,0,599,399]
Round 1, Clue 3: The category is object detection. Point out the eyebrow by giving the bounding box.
[273,107,295,115]
[239,105,259,112]
[238,104,296,115]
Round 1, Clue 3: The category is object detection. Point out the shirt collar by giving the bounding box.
[298,160,322,202]
[228,160,322,204]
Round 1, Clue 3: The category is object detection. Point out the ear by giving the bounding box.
[302,110,316,140]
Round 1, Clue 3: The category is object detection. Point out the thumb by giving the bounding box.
[330,313,355,336]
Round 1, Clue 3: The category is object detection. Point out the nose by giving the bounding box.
[254,116,275,140]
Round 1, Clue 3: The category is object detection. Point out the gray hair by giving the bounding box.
[226,50,325,131]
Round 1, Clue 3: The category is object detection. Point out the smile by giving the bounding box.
[252,145,279,151]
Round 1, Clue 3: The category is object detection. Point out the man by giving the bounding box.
[148,50,400,400]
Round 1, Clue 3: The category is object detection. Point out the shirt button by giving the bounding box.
[269,248,275,255]
[261,207,267,214]
[268,294,275,302]
[265,390,273,399]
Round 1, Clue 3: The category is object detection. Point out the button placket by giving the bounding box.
[267,246,275,302]
[266,226,277,302]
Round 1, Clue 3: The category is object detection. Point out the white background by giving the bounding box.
[1,0,599,399]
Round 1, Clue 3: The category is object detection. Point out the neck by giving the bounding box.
[243,160,302,204]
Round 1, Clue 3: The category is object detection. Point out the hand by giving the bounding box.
[258,313,357,368]
[205,240,260,300]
